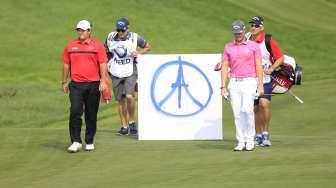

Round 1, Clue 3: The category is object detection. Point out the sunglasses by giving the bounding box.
[117,29,127,32]
[76,28,90,32]
[251,24,261,28]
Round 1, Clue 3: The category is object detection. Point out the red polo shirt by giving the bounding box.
[62,38,108,82]
[254,32,283,61]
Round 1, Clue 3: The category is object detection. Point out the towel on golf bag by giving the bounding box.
[272,55,303,94]
[100,77,112,103]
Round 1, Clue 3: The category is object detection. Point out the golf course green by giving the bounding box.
[1,0,335,187]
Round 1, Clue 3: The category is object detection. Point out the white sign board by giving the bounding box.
[137,54,222,140]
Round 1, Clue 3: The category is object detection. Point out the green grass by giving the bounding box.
[1,0,336,187]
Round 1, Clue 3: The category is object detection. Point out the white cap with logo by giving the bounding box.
[76,20,91,30]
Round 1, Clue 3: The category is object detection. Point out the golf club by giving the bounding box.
[270,75,304,104]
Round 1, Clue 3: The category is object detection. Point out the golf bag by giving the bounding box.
[264,34,303,94]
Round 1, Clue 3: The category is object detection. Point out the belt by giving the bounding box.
[232,77,246,82]
[71,81,100,84]
[231,77,257,82]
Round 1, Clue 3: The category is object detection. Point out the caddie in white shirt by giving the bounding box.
[105,18,151,136]
[246,16,284,147]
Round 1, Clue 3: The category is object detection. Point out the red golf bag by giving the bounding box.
[272,55,303,94]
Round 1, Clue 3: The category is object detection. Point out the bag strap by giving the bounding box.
[245,32,252,40]
[131,32,138,51]
[265,33,273,56]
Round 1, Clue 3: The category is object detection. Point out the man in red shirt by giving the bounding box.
[247,16,284,147]
[61,20,108,152]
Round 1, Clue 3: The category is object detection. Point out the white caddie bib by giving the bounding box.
[246,32,272,83]
[106,32,138,78]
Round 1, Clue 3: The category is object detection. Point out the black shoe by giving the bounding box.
[116,127,128,136]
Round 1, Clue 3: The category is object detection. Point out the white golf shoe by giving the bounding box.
[85,144,95,151]
[68,142,82,153]
[234,143,245,151]
[245,142,255,151]
[262,139,272,147]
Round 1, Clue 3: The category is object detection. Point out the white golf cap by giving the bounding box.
[76,20,91,30]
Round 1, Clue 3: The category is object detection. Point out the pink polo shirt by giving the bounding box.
[222,39,261,78]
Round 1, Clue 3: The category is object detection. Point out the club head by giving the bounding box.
[223,94,229,101]
[254,92,259,100]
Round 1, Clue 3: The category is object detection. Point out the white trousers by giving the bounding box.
[228,78,257,144]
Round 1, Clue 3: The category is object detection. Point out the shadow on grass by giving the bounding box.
[97,129,139,140]
[41,139,69,151]
[195,138,236,151]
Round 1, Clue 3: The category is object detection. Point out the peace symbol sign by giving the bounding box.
[150,56,213,117]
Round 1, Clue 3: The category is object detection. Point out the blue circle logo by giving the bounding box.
[150,56,213,117]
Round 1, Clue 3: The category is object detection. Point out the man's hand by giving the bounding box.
[264,67,274,75]
[257,84,264,96]
[99,81,106,92]
[131,51,138,58]
[62,82,69,94]
[221,87,229,100]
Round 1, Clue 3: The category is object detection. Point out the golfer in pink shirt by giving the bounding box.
[220,20,264,151]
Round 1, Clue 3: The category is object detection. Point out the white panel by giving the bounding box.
[137,54,223,140]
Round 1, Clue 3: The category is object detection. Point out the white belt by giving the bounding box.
[231,77,256,82]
